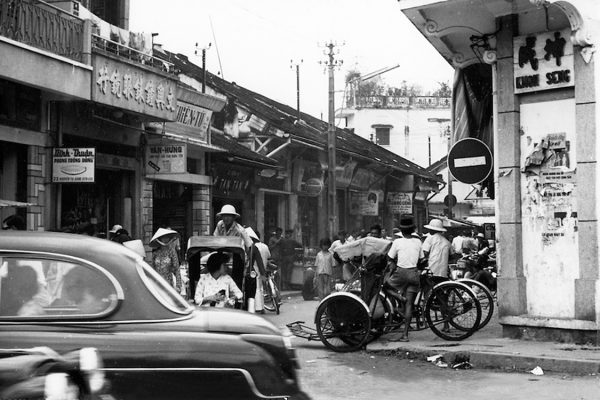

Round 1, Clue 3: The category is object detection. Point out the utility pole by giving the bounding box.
[290,59,303,121]
[195,42,211,93]
[428,118,452,217]
[320,41,343,237]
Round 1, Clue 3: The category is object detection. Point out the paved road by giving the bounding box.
[263,294,600,400]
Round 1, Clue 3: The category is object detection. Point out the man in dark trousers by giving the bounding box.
[279,229,302,290]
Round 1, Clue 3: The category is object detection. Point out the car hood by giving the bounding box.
[187,308,282,336]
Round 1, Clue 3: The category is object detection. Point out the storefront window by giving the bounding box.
[0,79,41,131]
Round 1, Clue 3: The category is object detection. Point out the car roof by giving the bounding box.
[0,231,136,261]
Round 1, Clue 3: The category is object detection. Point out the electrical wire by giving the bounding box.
[209,16,224,78]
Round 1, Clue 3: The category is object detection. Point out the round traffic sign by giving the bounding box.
[447,138,493,185]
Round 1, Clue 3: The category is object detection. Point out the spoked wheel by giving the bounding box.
[458,278,494,329]
[315,293,372,352]
[263,278,281,314]
[425,281,481,341]
[366,293,395,343]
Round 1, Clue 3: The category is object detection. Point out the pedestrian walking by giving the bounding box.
[246,227,269,313]
[422,219,451,277]
[329,230,349,281]
[387,215,424,342]
[314,238,334,300]
[279,229,302,290]
[150,228,182,292]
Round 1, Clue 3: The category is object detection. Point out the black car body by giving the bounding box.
[0,231,307,400]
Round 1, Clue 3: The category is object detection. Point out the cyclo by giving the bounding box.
[186,236,249,309]
[287,237,483,352]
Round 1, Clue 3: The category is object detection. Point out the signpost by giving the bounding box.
[448,138,493,185]
[52,148,95,183]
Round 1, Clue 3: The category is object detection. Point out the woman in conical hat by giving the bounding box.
[150,228,181,291]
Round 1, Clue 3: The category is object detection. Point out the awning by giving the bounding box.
[465,216,496,226]
[177,85,226,112]
[146,173,211,185]
[0,199,34,208]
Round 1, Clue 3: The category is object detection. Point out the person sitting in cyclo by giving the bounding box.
[386,215,424,342]
[194,252,242,308]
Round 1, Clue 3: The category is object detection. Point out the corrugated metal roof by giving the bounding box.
[210,129,278,167]
[159,50,441,182]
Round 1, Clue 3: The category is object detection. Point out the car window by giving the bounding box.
[0,257,119,318]
[136,260,191,314]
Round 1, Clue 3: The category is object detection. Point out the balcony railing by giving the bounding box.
[0,0,84,62]
[91,34,175,75]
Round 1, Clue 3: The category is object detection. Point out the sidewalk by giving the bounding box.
[367,314,600,375]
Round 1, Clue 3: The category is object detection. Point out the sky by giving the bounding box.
[129,0,454,119]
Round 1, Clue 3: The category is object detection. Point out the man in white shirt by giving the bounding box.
[451,231,467,255]
[422,219,451,277]
[386,216,424,342]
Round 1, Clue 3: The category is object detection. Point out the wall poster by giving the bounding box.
[349,190,383,216]
[520,98,578,318]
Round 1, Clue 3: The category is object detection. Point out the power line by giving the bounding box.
[209,16,224,78]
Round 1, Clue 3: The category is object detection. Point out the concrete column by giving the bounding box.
[495,14,528,317]
[256,190,265,238]
[141,179,154,258]
[26,145,46,231]
[573,46,598,321]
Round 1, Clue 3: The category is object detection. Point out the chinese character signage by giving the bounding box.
[52,148,95,183]
[92,54,178,120]
[387,192,413,215]
[146,144,187,174]
[513,29,574,94]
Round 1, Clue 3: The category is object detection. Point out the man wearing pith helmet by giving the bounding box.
[422,218,451,278]
[213,204,252,249]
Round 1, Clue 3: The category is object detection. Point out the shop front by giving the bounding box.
[399,0,600,342]
[0,78,49,231]
[292,160,325,247]
[211,162,256,229]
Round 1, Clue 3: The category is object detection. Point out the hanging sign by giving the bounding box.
[52,148,96,183]
[349,190,382,216]
[387,192,413,214]
[513,28,574,94]
[146,144,187,174]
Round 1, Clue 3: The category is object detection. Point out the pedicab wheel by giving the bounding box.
[315,294,372,352]
[425,281,481,341]
[458,278,494,330]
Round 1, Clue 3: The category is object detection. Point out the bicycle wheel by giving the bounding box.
[315,293,372,352]
[425,281,481,341]
[458,278,494,329]
[263,278,280,314]
[365,293,394,343]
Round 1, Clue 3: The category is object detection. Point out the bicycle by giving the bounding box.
[263,263,281,314]
[299,253,482,353]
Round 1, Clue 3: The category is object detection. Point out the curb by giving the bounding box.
[366,346,600,375]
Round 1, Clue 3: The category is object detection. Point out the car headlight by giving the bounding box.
[45,373,79,400]
[79,347,105,393]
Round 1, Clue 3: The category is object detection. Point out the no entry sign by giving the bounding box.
[448,138,493,184]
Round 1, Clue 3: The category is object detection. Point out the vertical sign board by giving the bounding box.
[387,192,413,215]
[52,148,95,183]
[145,144,187,174]
[513,28,574,94]
[520,98,578,318]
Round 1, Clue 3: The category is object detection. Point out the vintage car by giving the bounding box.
[0,346,105,400]
[0,231,308,400]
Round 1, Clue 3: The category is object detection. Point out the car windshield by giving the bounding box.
[136,260,192,315]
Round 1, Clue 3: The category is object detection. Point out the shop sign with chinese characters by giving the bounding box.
[52,148,95,183]
[146,144,187,174]
[92,54,178,120]
[513,28,574,94]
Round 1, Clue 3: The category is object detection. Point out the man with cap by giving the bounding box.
[422,218,451,278]
[213,205,252,248]
[387,215,424,342]
[108,224,123,241]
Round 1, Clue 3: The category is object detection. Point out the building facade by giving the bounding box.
[399,0,600,342]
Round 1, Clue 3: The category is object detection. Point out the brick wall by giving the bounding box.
[141,179,154,255]
[192,185,211,236]
[26,145,46,231]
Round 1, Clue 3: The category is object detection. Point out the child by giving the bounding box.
[314,238,334,300]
